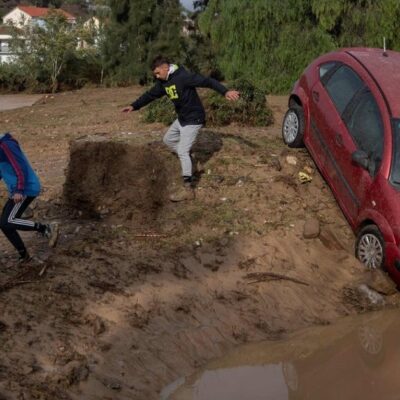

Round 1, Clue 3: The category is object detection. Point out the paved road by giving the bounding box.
[0,94,43,112]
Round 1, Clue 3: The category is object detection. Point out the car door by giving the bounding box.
[308,63,364,211]
[337,88,384,222]
[305,62,339,169]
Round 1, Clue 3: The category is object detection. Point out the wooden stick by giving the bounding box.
[245,272,310,286]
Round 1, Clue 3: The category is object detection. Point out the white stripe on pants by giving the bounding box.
[163,119,203,177]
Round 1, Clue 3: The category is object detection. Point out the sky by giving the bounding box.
[180,0,195,11]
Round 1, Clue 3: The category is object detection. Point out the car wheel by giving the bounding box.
[355,225,385,269]
[282,105,305,148]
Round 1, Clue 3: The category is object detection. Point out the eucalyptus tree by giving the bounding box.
[104,0,185,85]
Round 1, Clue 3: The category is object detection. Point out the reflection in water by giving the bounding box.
[161,309,400,400]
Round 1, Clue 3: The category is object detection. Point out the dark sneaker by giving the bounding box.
[169,185,195,202]
[44,222,59,248]
[16,253,32,266]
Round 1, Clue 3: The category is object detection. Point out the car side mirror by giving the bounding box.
[352,150,370,170]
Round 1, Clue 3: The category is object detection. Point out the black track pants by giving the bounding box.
[0,196,40,254]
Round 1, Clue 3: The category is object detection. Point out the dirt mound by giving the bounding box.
[63,137,171,222]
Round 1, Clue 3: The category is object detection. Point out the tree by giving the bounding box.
[32,0,63,7]
[10,11,79,92]
[193,0,209,11]
[198,0,332,91]
[198,0,400,93]
[103,0,185,85]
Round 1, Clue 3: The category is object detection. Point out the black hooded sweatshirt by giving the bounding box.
[131,66,228,126]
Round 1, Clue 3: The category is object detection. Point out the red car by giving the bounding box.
[282,48,400,284]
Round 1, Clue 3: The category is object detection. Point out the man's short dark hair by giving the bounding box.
[151,55,170,70]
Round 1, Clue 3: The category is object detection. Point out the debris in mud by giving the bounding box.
[245,271,310,286]
[303,218,320,239]
[285,155,297,165]
[357,284,385,306]
[298,171,313,184]
[343,285,386,312]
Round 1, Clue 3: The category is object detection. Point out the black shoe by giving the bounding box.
[17,253,32,266]
[44,222,59,248]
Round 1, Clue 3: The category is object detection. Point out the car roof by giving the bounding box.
[341,48,400,117]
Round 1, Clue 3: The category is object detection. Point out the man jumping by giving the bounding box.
[122,55,240,202]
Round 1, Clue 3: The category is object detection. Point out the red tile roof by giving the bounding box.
[17,6,75,20]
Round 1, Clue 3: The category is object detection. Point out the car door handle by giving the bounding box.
[312,90,320,102]
[335,133,343,147]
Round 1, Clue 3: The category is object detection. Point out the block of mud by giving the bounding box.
[303,218,320,239]
[63,138,172,221]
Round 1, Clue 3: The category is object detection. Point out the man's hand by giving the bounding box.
[12,193,23,203]
[225,90,240,101]
[121,105,134,113]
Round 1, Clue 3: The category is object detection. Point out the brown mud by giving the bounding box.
[0,87,398,399]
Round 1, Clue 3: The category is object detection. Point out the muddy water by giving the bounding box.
[0,94,42,111]
[161,309,400,400]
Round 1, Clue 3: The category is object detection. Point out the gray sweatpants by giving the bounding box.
[163,119,203,177]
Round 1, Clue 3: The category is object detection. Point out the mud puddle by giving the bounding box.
[162,309,400,400]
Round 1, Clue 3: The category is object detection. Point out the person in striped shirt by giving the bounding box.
[0,132,58,264]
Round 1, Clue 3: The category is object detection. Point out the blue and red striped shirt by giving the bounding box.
[0,133,41,197]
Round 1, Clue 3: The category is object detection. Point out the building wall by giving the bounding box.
[3,9,31,27]
[0,34,14,64]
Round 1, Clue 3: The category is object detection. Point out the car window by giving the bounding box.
[345,90,384,175]
[391,119,400,185]
[324,66,364,115]
[319,62,338,80]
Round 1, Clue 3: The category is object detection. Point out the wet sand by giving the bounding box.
[0,94,43,111]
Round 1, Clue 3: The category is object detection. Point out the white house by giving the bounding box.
[0,25,16,63]
[78,16,101,49]
[3,6,76,28]
[0,6,76,64]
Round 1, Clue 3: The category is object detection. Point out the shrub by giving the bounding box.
[142,96,176,125]
[0,63,33,93]
[205,79,273,126]
[142,79,273,127]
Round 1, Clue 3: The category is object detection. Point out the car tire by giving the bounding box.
[282,105,305,148]
[355,225,385,269]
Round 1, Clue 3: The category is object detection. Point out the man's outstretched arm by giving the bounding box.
[184,72,240,101]
[122,82,166,113]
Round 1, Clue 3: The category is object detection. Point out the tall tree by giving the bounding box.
[199,0,335,92]
[198,0,400,93]
[103,0,185,85]
[10,10,80,92]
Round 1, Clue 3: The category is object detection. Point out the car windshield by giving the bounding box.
[391,119,400,185]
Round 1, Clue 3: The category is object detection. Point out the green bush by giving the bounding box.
[142,96,176,125]
[142,79,273,127]
[0,63,33,93]
[205,79,273,126]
